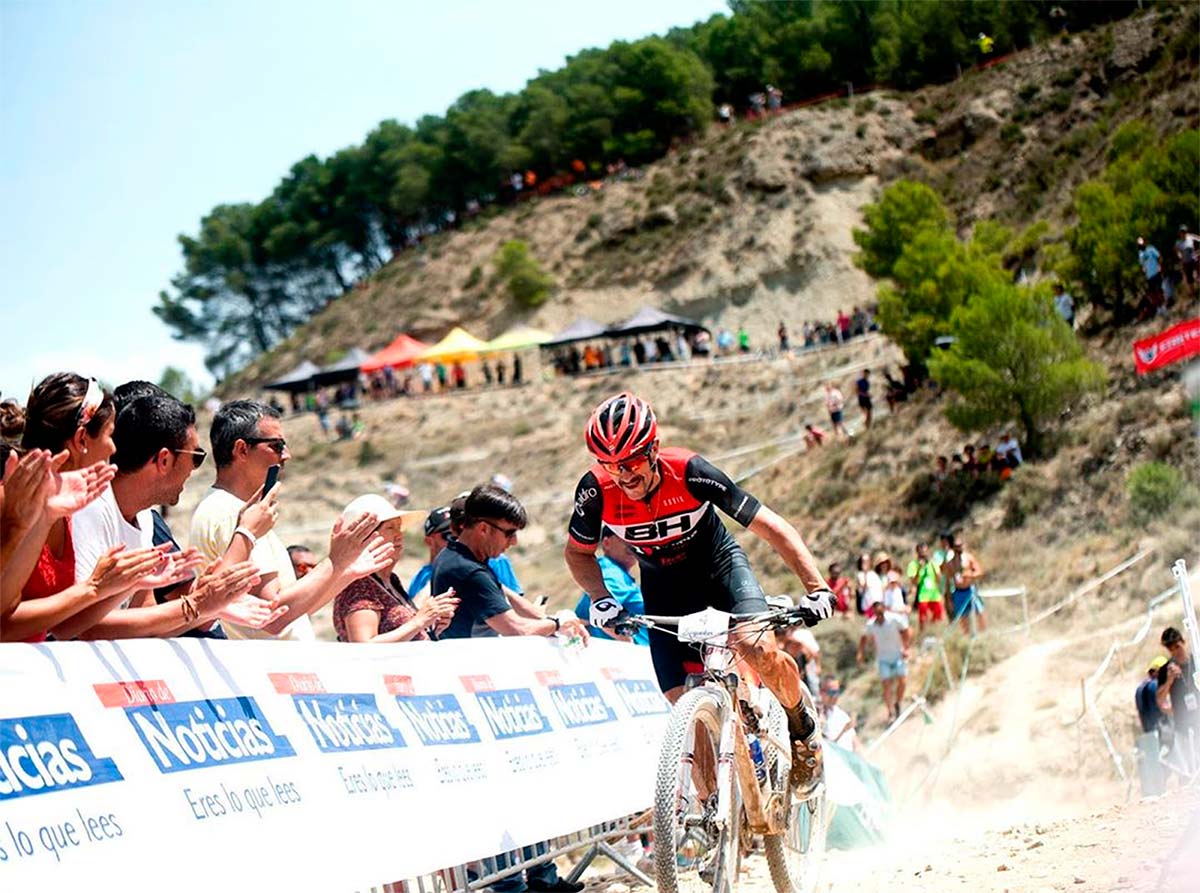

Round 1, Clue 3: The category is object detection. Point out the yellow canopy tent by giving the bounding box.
[416,327,490,363]
[481,326,553,353]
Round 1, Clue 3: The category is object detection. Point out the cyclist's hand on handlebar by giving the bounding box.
[589,595,624,629]
[796,588,835,627]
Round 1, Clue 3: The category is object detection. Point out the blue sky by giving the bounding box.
[0,0,729,400]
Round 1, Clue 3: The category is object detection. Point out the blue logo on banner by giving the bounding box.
[126,697,295,773]
[394,694,481,746]
[548,683,617,728]
[292,693,406,752]
[613,680,671,717]
[0,713,124,800]
[475,688,551,740]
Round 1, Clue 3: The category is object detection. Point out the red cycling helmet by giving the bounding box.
[585,392,658,463]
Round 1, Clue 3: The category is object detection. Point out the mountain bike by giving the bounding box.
[622,606,827,893]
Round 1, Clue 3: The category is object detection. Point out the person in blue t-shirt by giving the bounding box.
[408,505,453,601]
[1137,236,1164,314]
[574,531,649,645]
[1137,655,1168,734]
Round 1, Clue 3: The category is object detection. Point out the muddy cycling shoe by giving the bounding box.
[788,734,822,799]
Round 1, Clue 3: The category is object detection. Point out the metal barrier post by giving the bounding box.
[1021,586,1030,636]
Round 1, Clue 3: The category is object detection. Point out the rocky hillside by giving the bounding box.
[219,7,1197,395]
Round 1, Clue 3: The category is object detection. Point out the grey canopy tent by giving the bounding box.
[313,347,372,387]
[541,318,609,349]
[262,360,320,393]
[607,306,708,337]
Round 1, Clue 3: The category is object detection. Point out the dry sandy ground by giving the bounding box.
[579,787,1199,893]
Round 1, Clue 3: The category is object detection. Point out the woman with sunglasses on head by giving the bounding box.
[564,391,835,796]
[0,373,169,641]
[332,495,459,643]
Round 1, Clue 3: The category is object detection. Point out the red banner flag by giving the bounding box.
[1133,317,1200,374]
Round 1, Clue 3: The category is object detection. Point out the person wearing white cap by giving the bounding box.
[332,494,459,643]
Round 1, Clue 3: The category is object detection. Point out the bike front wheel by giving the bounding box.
[653,687,740,893]
[764,787,826,893]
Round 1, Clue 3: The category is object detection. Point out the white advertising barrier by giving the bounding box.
[0,637,670,893]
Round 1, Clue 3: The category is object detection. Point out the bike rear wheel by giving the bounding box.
[653,687,740,893]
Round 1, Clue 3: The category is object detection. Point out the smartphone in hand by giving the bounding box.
[264,464,281,495]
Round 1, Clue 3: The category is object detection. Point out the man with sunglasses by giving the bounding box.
[69,393,274,637]
[432,484,588,642]
[191,400,395,640]
[564,391,834,794]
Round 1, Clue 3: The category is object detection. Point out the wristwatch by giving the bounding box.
[549,615,561,635]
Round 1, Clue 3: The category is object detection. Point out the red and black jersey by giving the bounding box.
[567,447,762,569]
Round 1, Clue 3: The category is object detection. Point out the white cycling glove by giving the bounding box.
[796,589,835,627]
[589,596,624,629]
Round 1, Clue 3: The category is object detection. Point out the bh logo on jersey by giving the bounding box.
[611,505,708,544]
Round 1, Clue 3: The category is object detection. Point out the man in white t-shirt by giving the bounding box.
[862,552,905,613]
[857,601,912,722]
[190,400,394,640]
[69,394,268,638]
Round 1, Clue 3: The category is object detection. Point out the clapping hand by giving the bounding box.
[45,456,116,519]
[1,449,53,531]
[139,546,205,590]
[418,587,460,633]
[88,545,172,600]
[345,534,396,578]
[218,594,290,629]
[328,512,379,574]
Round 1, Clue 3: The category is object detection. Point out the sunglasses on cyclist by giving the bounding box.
[172,447,207,469]
[243,436,286,456]
[597,447,654,475]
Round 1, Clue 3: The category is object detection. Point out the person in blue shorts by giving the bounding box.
[943,533,986,635]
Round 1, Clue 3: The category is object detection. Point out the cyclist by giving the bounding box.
[564,392,834,793]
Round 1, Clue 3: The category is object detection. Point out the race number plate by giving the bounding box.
[677,608,731,643]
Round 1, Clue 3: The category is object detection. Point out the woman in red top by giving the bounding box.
[333,494,459,643]
[1,374,163,642]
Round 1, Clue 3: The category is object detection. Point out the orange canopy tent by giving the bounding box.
[361,334,430,372]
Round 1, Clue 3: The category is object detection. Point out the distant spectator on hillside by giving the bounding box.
[837,310,851,343]
[452,361,466,389]
[716,328,734,355]
[855,369,873,429]
[766,84,783,113]
[932,456,949,486]
[996,431,1022,467]
[943,534,986,635]
[737,326,751,353]
[827,561,853,616]
[717,103,733,125]
[803,422,827,449]
[858,602,912,722]
[1052,282,1075,328]
[778,321,789,352]
[512,354,523,384]
[1157,627,1199,737]
[419,362,433,393]
[819,676,860,752]
[977,32,994,54]
[906,542,944,632]
[824,382,849,440]
[1175,225,1198,294]
[1136,236,1164,316]
[574,531,647,645]
[435,362,448,389]
[1137,655,1168,734]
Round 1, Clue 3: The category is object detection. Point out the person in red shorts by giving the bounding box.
[905,541,945,632]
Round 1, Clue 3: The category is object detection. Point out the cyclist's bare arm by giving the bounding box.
[563,540,613,604]
[747,506,828,593]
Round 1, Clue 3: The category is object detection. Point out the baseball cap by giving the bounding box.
[1149,655,1169,673]
[424,505,452,537]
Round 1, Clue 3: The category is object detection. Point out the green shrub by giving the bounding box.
[854,97,876,116]
[1051,66,1083,89]
[855,123,867,139]
[493,240,555,308]
[357,439,384,467]
[1000,123,1025,145]
[586,212,603,229]
[1045,89,1073,113]
[914,107,938,126]
[1017,83,1040,103]
[463,265,483,290]
[1127,462,1184,523]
